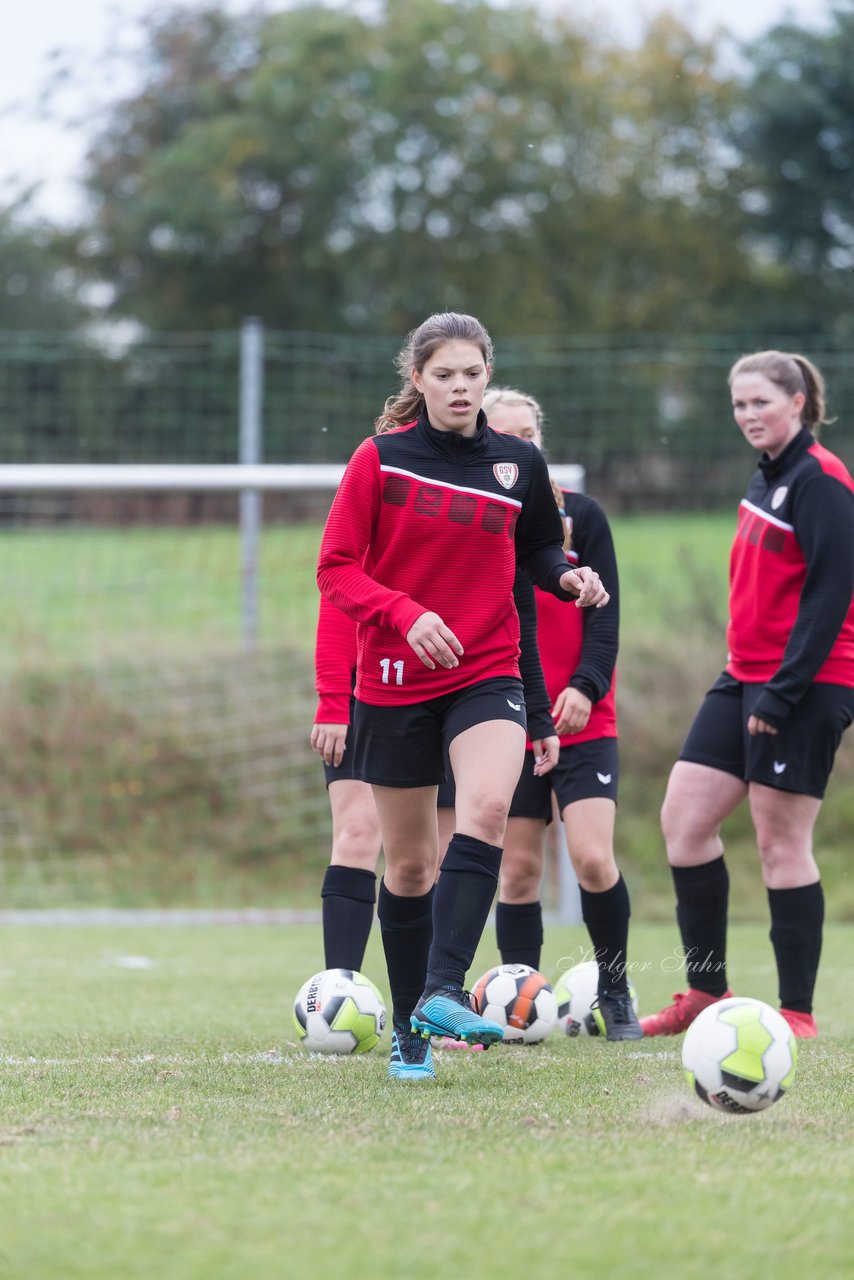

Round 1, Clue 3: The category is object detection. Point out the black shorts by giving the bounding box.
[322,757,361,787]
[437,737,619,820]
[679,671,854,799]
[321,696,362,787]
[352,677,527,789]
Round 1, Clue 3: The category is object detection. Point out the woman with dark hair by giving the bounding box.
[316,312,609,1080]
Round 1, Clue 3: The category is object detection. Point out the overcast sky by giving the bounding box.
[1,0,836,223]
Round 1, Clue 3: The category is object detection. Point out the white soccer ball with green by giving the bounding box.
[293,967,386,1055]
[681,995,797,1114]
[552,960,638,1036]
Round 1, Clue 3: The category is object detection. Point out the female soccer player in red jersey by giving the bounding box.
[437,387,641,1040]
[311,553,557,983]
[315,312,609,1080]
[641,351,854,1040]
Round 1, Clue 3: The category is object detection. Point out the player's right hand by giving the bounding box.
[532,735,560,776]
[311,723,349,766]
[406,612,464,670]
[560,565,609,609]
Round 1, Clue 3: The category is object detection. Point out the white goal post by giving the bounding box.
[0,462,584,490]
[0,464,351,491]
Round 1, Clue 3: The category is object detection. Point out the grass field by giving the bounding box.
[0,921,851,1280]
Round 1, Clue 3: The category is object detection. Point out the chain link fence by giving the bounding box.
[4,326,853,508]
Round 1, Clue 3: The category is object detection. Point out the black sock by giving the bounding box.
[496,900,543,970]
[320,865,377,973]
[672,858,729,996]
[768,882,824,1014]
[377,879,434,1029]
[580,875,631,995]
[426,833,501,991]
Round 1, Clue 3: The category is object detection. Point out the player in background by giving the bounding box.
[311,595,382,974]
[642,351,854,1040]
[315,311,609,1081]
[437,387,642,1040]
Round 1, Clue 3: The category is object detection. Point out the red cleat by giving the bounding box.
[639,987,733,1036]
[779,1008,818,1038]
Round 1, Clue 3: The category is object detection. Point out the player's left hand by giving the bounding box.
[532,735,560,776]
[747,714,779,736]
[552,687,592,735]
[559,565,609,608]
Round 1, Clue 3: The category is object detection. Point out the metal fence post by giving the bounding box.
[554,809,583,925]
[239,318,264,651]
[555,465,586,926]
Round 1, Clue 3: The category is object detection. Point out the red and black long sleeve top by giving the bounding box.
[316,411,577,708]
[727,427,854,725]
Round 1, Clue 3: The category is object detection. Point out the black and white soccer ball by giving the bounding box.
[293,967,386,1055]
[552,960,639,1037]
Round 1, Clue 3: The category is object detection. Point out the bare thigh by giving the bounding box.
[328,779,382,871]
[748,782,822,888]
[660,761,747,866]
[449,719,526,846]
[560,796,618,891]
[370,784,439,896]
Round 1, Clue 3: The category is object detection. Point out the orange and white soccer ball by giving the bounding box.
[471,963,558,1043]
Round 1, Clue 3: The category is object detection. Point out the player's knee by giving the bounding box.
[571,848,617,891]
[333,820,382,868]
[500,857,540,901]
[755,834,811,882]
[661,800,714,865]
[387,851,437,896]
[465,792,510,844]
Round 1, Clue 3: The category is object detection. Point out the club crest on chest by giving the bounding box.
[493,462,519,490]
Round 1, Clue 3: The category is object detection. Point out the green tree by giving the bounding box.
[734,5,854,331]
[527,13,766,335]
[0,199,85,330]
[67,0,766,336]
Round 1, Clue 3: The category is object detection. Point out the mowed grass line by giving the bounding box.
[0,923,850,1280]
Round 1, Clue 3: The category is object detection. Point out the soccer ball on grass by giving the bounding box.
[471,963,558,1043]
[553,960,638,1037]
[293,967,386,1055]
[681,995,797,1114]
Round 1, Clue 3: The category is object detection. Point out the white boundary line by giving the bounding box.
[0,909,568,926]
[0,908,322,925]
